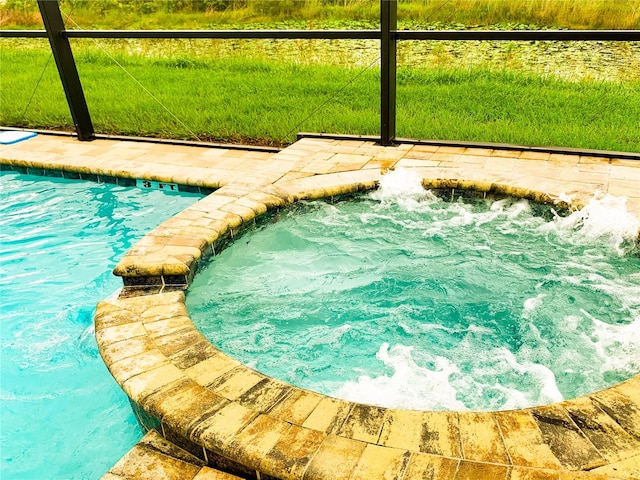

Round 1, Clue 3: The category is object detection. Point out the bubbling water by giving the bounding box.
[547,192,640,255]
[187,168,640,411]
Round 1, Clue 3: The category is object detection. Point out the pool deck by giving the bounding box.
[2,134,640,480]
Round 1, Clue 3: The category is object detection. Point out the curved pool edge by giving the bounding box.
[100,173,640,477]
[3,136,639,479]
[95,287,640,480]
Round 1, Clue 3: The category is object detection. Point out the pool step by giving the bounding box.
[102,429,242,480]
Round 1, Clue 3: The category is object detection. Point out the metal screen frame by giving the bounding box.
[1,1,639,147]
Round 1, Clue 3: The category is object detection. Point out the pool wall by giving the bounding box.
[2,135,639,479]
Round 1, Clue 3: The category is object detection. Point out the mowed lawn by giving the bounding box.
[2,45,639,151]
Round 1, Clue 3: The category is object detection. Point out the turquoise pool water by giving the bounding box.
[188,169,640,412]
[0,172,201,479]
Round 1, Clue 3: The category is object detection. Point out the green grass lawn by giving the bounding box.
[397,68,640,151]
[2,44,639,151]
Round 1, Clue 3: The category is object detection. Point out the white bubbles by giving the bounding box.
[330,341,565,411]
[370,167,438,210]
[584,314,640,377]
[375,167,427,197]
[374,171,639,256]
[523,294,546,315]
[488,348,564,407]
[331,343,467,411]
[547,192,640,255]
[555,192,574,206]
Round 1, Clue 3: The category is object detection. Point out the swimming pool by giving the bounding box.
[188,168,640,411]
[0,172,201,479]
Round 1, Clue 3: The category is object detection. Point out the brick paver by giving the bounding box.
[2,133,639,480]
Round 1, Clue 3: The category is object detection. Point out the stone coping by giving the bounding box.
[103,429,243,480]
[95,288,640,480]
[2,136,639,479]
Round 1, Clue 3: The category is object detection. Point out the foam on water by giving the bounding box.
[590,315,640,374]
[333,343,467,411]
[523,294,546,315]
[336,343,563,411]
[547,192,640,255]
[371,167,438,209]
[188,168,640,411]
